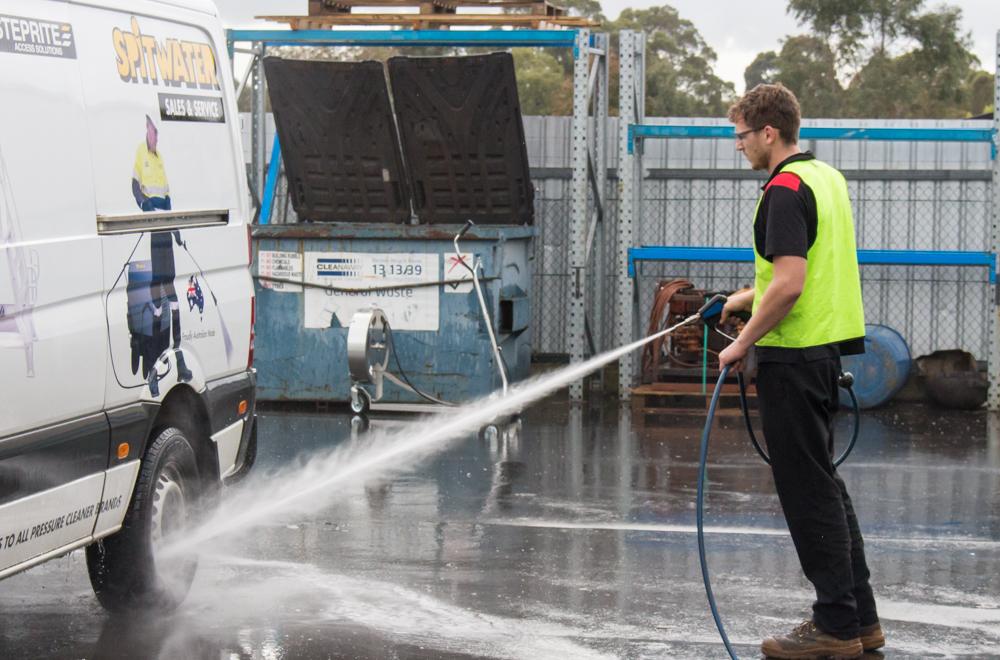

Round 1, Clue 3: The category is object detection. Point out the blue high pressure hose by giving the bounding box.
[735,370,860,469]
[698,365,740,659]
[693,296,861,659]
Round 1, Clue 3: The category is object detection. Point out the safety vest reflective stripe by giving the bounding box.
[133,144,169,198]
[752,159,865,348]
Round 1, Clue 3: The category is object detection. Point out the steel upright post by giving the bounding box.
[567,29,591,400]
[990,29,1000,410]
[593,32,609,358]
[251,43,267,206]
[615,31,645,399]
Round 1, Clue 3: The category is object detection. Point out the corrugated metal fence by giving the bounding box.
[244,114,996,362]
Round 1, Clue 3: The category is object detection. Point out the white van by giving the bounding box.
[0,0,256,611]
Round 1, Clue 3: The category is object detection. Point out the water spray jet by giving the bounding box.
[162,307,713,560]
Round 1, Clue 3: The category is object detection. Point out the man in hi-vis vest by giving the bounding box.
[132,114,170,212]
[718,84,882,660]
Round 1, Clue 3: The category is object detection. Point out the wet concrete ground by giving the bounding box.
[1,398,999,659]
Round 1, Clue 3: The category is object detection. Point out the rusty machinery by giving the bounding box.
[640,279,747,384]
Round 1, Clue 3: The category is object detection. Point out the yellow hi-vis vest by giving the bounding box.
[752,158,865,348]
[133,143,169,198]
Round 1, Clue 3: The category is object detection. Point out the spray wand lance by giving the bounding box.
[454,220,509,395]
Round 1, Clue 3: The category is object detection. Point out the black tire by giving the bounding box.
[86,426,202,612]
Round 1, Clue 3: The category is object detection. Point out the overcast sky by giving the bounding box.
[216,0,997,93]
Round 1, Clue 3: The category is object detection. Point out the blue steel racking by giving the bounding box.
[627,247,997,283]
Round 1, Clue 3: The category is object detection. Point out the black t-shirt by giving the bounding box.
[753,152,864,360]
[754,152,817,262]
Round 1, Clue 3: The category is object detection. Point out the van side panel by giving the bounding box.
[90,458,140,537]
[75,6,239,216]
[0,0,107,437]
[67,3,251,410]
[1,0,256,586]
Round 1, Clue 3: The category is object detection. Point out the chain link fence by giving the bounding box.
[522,116,995,364]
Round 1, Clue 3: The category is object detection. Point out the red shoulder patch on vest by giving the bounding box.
[765,172,802,192]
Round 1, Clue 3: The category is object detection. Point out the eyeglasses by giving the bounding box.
[735,127,764,142]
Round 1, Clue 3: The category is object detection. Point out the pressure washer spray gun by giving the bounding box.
[653,292,730,338]
[695,293,728,326]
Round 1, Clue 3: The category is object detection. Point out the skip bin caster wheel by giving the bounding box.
[350,385,371,415]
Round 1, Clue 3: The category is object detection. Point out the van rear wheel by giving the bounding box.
[86,426,202,612]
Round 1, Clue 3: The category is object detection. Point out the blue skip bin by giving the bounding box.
[252,223,534,404]
[840,324,912,409]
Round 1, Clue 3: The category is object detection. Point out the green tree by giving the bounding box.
[787,0,922,72]
[842,4,979,117]
[744,50,780,90]
[744,36,843,117]
[511,49,573,115]
[966,70,994,117]
[503,0,605,114]
[610,5,735,116]
[753,0,985,118]
[553,0,605,21]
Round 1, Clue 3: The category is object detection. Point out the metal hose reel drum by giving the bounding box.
[347,308,390,414]
[346,305,457,414]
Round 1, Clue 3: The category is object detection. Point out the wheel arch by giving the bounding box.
[152,384,219,484]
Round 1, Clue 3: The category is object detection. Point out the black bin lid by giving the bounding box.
[264,57,411,223]
[387,53,534,225]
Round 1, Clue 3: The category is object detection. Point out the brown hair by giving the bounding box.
[728,83,800,145]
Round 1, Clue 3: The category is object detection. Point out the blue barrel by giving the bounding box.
[840,324,911,409]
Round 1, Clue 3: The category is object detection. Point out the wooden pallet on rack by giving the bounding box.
[307,0,572,13]
[260,0,597,30]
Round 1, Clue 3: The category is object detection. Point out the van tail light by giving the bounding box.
[248,295,255,369]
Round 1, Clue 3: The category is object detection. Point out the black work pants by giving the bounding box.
[756,354,878,639]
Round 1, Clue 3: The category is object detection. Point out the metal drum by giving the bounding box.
[840,324,912,409]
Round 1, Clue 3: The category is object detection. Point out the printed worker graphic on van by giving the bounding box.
[132,115,170,211]
[125,232,192,396]
[125,115,191,396]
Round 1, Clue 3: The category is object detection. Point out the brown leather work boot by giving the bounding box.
[761,620,863,659]
[858,622,885,651]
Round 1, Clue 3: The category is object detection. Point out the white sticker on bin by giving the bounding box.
[304,252,440,331]
[258,250,303,292]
